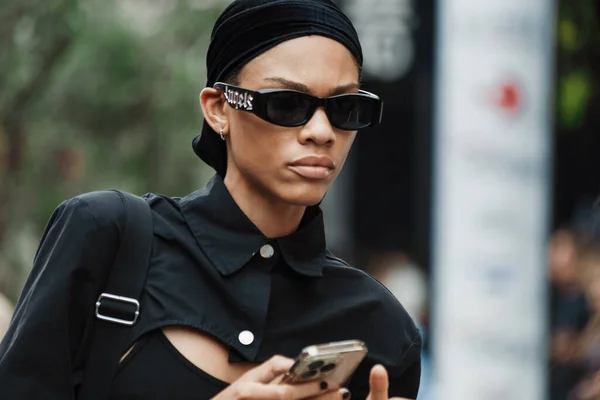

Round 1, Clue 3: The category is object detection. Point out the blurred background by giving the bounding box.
[0,0,598,399]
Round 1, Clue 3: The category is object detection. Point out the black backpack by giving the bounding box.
[77,190,153,400]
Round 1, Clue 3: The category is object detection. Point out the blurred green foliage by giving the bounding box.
[556,0,600,130]
[0,0,228,301]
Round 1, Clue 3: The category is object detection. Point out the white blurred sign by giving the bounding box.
[431,1,554,399]
[343,0,415,81]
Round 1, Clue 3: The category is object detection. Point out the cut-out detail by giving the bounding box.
[120,343,137,364]
[161,326,258,384]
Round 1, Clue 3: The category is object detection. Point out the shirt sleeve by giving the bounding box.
[0,194,123,399]
[387,331,422,399]
[388,349,421,399]
[349,331,422,400]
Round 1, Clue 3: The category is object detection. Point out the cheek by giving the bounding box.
[334,132,357,166]
[228,116,286,173]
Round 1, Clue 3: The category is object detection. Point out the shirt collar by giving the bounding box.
[180,175,326,277]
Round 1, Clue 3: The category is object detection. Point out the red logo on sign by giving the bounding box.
[489,80,523,116]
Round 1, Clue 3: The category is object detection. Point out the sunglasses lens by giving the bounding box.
[329,96,376,130]
[266,92,312,126]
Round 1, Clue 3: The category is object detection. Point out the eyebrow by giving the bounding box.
[262,77,360,96]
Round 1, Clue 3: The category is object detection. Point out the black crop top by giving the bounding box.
[110,330,228,400]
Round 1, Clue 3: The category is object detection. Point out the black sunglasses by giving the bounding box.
[214,82,383,131]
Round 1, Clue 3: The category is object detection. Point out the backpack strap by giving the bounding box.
[78,190,153,400]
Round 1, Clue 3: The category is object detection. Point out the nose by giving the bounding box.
[298,107,336,146]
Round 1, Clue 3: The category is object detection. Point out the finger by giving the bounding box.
[367,364,389,400]
[287,380,332,399]
[226,382,292,400]
[306,387,351,399]
[240,355,294,383]
[235,380,328,400]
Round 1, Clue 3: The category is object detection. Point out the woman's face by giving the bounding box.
[222,35,360,206]
[549,230,578,287]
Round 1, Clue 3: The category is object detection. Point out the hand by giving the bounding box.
[366,365,413,400]
[211,355,349,399]
[306,388,352,400]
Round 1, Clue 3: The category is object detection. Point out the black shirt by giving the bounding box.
[0,175,421,399]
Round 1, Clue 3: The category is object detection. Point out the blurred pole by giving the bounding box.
[335,0,426,266]
[431,1,555,399]
[321,150,355,262]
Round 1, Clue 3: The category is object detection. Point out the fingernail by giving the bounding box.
[320,381,328,390]
[340,388,351,399]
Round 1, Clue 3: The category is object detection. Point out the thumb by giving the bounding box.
[367,364,389,400]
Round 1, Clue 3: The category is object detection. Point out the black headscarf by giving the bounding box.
[192,0,363,177]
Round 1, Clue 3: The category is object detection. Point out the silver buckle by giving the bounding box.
[95,293,140,326]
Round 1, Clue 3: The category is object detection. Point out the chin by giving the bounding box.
[276,181,329,206]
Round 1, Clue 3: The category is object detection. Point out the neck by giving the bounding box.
[223,174,306,238]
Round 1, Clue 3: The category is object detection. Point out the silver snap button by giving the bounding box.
[238,330,254,346]
[260,244,274,259]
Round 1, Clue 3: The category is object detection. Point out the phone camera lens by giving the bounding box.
[308,361,325,370]
[301,370,319,379]
[320,363,337,373]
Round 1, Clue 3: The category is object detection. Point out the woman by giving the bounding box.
[569,241,600,399]
[0,0,421,399]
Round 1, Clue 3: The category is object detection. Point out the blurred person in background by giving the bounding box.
[549,227,591,400]
[0,1,421,399]
[0,293,12,341]
[569,241,600,399]
[368,252,433,400]
[368,252,427,325]
[561,199,600,400]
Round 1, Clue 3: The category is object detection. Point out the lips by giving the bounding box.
[287,155,335,180]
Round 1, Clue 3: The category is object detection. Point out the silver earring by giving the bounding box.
[219,128,226,141]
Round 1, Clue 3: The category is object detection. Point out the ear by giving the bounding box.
[200,87,228,133]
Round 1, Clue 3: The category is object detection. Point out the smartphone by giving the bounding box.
[279,340,368,387]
